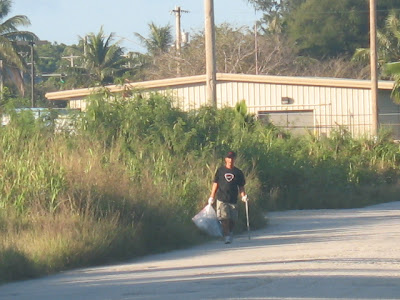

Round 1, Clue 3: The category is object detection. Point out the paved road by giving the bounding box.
[1,202,400,300]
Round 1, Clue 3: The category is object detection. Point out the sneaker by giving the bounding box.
[224,236,231,244]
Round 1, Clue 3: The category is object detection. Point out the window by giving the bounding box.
[258,110,314,135]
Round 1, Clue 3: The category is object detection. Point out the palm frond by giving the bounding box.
[390,77,400,104]
[79,27,125,84]
[3,30,38,41]
[385,10,400,33]
[0,0,11,20]
[0,15,31,34]
[384,61,400,75]
[383,61,400,104]
[0,0,34,95]
[0,36,25,69]
[134,22,172,56]
[5,65,24,95]
[351,48,370,62]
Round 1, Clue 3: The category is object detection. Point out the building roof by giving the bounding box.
[45,73,395,101]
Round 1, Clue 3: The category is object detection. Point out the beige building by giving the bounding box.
[45,73,399,138]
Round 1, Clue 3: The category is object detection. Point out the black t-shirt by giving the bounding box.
[213,166,245,204]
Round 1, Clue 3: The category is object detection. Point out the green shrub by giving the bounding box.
[2,92,400,283]
[0,247,38,283]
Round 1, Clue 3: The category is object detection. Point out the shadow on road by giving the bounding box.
[1,201,400,300]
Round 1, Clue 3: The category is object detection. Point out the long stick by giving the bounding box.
[245,200,250,240]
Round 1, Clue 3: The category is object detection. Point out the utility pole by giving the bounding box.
[62,54,81,67]
[172,6,189,76]
[83,35,88,68]
[204,0,217,107]
[16,40,48,107]
[0,60,3,102]
[30,41,35,108]
[255,22,259,75]
[172,6,189,53]
[370,0,379,137]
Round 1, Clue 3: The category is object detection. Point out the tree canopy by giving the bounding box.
[247,0,400,58]
[0,0,38,96]
[134,22,173,56]
[82,27,126,85]
[287,0,368,57]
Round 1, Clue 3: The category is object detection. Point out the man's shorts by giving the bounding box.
[217,200,238,221]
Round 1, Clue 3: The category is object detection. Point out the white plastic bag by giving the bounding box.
[192,204,223,237]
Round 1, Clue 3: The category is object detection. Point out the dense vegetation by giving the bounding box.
[248,0,400,57]
[1,93,400,283]
[2,0,400,286]
[1,0,399,103]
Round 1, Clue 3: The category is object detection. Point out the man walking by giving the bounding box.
[208,151,248,244]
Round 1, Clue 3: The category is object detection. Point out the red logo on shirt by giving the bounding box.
[225,173,234,182]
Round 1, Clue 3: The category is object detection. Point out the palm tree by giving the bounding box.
[382,11,400,103]
[353,10,400,69]
[80,27,125,85]
[134,22,173,56]
[0,0,38,95]
[384,62,400,103]
[351,10,400,103]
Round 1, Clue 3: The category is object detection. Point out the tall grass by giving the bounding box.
[1,92,400,283]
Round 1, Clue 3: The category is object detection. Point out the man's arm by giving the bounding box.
[239,185,249,202]
[210,182,219,198]
[208,182,219,205]
[239,186,246,198]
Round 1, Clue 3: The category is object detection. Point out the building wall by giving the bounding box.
[54,75,399,138]
[150,84,208,111]
[151,80,378,137]
[216,81,373,137]
[378,90,400,139]
[69,99,87,111]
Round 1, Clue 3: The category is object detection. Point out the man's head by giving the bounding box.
[225,151,236,168]
[226,151,236,159]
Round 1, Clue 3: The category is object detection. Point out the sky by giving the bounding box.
[11,0,262,53]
